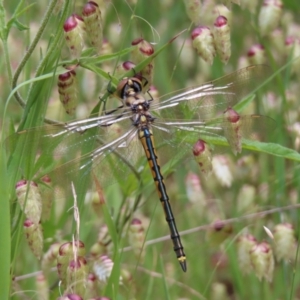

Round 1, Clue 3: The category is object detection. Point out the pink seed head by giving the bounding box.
[192,139,206,156]
[214,15,228,27]
[63,15,78,32]
[82,1,98,17]
[191,26,209,40]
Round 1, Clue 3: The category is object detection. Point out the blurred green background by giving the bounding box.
[2,0,300,299]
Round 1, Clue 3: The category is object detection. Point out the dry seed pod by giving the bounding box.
[193,139,213,175]
[191,26,216,65]
[90,189,105,218]
[212,5,232,26]
[35,273,48,300]
[175,38,196,69]
[250,241,275,282]
[236,184,256,213]
[183,0,201,24]
[213,16,231,64]
[247,44,266,65]
[90,241,107,258]
[206,220,233,247]
[258,0,283,36]
[273,223,296,262]
[236,155,257,181]
[237,55,250,70]
[236,234,257,275]
[90,224,111,257]
[131,38,155,89]
[82,1,103,53]
[63,14,84,58]
[223,108,242,154]
[42,242,61,274]
[212,155,233,187]
[16,180,42,224]
[85,273,99,299]
[101,38,112,55]
[285,37,300,76]
[24,219,43,259]
[114,61,137,80]
[131,38,154,64]
[57,241,86,286]
[93,255,122,284]
[140,63,154,91]
[210,282,231,300]
[185,172,205,204]
[257,182,269,203]
[58,69,78,115]
[210,252,228,270]
[288,122,300,151]
[128,218,146,262]
[101,38,114,72]
[66,257,88,297]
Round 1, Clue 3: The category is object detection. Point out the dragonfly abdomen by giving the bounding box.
[138,127,187,272]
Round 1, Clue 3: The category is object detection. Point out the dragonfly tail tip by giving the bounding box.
[179,259,187,272]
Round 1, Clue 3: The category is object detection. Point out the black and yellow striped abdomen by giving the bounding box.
[138,127,187,272]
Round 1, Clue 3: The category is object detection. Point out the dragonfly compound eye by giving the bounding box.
[118,78,143,99]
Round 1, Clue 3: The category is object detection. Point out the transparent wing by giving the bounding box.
[148,64,274,156]
[152,65,271,119]
[154,114,275,143]
[6,114,146,199]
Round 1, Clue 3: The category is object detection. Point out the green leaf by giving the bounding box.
[203,134,300,162]
[242,140,300,162]
[9,19,29,31]
[6,2,35,34]
[0,141,11,300]
[0,2,7,41]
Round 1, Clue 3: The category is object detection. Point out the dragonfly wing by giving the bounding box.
[6,114,147,202]
[152,114,276,156]
[153,65,271,119]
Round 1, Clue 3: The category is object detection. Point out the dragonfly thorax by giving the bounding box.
[131,109,154,128]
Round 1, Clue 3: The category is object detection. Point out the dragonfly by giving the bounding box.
[8,64,274,272]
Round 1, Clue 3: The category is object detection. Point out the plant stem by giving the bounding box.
[11,0,60,109]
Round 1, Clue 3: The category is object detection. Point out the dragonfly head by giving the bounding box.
[117,77,143,100]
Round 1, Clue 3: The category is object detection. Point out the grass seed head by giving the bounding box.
[273,223,297,262]
[213,15,231,64]
[247,44,266,65]
[58,69,78,115]
[191,26,216,65]
[258,0,283,36]
[183,0,202,24]
[64,15,85,58]
[23,219,43,260]
[250,241,275,282]
[16,180,42,225]
[82,1,103,53]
